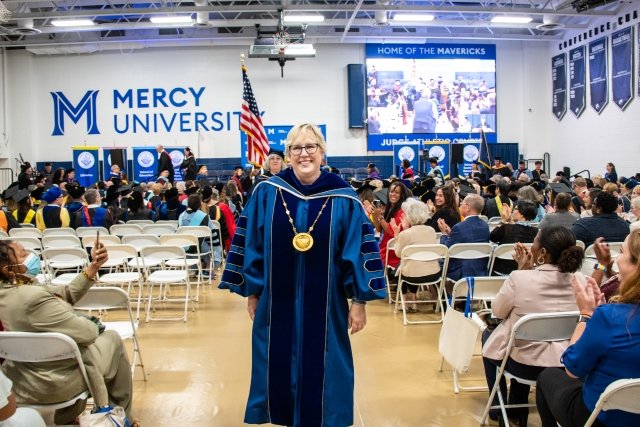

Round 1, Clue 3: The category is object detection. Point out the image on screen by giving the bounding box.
[365,58,496,135]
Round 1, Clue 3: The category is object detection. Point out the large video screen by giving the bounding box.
[366,44,497,151]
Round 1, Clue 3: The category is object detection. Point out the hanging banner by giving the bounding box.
[611,27,634,110]
[132,147,157,183]
[72,146,100,188]
[569,46,586,117]
[393,141,421,178]
[167,147,186,182]
[422,141,450,179]
[552,53,567,120]
[589,37,609,114]
[102,147,128,181]
[240,125,327,168]
[457,142,481,177]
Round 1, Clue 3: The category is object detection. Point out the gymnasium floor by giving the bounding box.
[130,284,543,427]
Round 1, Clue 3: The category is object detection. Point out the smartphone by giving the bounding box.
[373,200,381,208]
[96,230,100,249]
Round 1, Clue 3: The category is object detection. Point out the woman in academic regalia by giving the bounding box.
[219,123,386,427]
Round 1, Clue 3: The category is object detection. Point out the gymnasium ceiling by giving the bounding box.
[0,0,628,53]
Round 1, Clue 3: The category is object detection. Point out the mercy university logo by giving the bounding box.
[51,90,101,136]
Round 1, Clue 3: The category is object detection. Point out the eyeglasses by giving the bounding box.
[289,144,319,156]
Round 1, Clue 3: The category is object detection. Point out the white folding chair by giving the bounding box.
[478,215,489,223]
[582,241,623,276]
[42,228,76,237]
[177,225,214,283]
[0,230,6,238]
[41,247,89,281]
[0,331,95,425]
[584,378,640,427]
[384,237,396,304]
[160,234,203,303]
[141,245,192,322]
[19,223,35,228]
[440,276,506,394]
[156,220,179,227]
[576,240,585,250]
[7,236,42,254]
[488,217,503,232]
[480,311,580,425]
[74,286,147,381]
[394,243,449,325]
[81,235,121,250]
[110,224,142,237]
[488,243,532,276]
[41,235,82,249]
[97,244,144,310]
[142,223,177,236]
[126,220,153,225]
[121,234,162,273]
[75,226,110,238]
[9,228,42,238]
[447,242,493,280]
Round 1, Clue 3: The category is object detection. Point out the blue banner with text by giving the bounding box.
[552,53,567,120]
[589,37,609,114]
[72,146,100,188]
[611,27,634,110]
[132,147,157,183]
[569,46,586,117]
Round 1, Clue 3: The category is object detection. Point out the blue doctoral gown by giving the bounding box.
[219,169,386,427]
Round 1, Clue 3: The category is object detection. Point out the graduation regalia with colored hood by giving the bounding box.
[219,169,386,427]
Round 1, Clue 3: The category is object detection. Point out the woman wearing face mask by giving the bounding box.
[0,240,137,426]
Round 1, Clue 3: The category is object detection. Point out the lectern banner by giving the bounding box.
[611,27,634,110]
[72,146,100,188]
[569,46,586,117]
[552,53,567,120]
[589,37,609,114]
[132,147,157,183]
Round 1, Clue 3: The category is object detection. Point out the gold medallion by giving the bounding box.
[293,232,313,252]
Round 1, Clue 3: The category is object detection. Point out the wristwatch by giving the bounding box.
[578,314,591,323]
[593,263,608,272]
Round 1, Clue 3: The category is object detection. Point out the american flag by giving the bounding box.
[241,65,269,166]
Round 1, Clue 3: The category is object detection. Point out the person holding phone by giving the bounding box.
[0,239,137,426]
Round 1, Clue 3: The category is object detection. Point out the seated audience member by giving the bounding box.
[256,149,285,183]
[175,181,187,203]
[629,197,640,232]
[512,160,532,181]
[426,185,461,233]
[371,181,410,277]
[146,183,163,209]
[153,187,185,221]
[64,183,86,215]
[490,200,539,275]
[51,168,65,186]
[518,185,545,222]
[602,182,630,213]
[178,194,210,227]
[0,241,136,426]
[589,237,622,301]
[73,189,117,229]
[124,191,152,222]
[571,177,589,213]
[482,178,512,219]
[156,170,170,185]
[64,168,76,185]
[392,198,439,312]
[195,165,209,181]
[35,187,70,231]
[531,160,545,181]
[580,188,601,218]
[439,194,490,281]
[401,159,414,180]
[539,192,580,230]
[0,370,46,427]
[11,189,36,226]
[491,157,511,178]
[367,163,381,180]
[109,164,123,185]
[202,186,234,255]
[225,181,244,218]
[572,191,630,248]
[536,230,640,427]
[483,226,584,425]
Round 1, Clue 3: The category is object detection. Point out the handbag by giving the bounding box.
[438,276,482,374]
[79,406,130,427]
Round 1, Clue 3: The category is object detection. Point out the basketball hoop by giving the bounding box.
[275,30,290,54]
[0,1,12,24]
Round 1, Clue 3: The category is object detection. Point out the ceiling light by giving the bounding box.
[392,14,435,22]
[51,19,95,27]
[491,16,532,24]
[150,16,193,24]
[283,14,325,23]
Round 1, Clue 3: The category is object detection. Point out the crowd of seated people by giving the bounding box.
[3,154,640,425]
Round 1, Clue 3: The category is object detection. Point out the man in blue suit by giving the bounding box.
[438,193,490,281]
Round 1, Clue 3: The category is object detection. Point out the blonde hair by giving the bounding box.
[612,230,640,304]
[284,124,327,156]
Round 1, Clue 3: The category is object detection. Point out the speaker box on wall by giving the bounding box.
[347,64,366,129]
[451,144,464,163]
